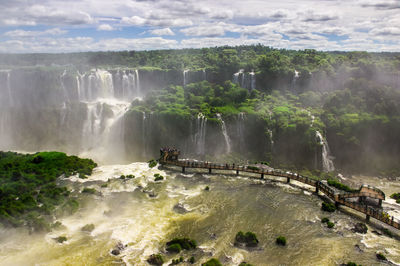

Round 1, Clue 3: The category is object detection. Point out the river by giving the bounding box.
[0,163,399,265]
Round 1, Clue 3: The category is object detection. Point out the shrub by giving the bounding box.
[321,202,336,212]
[148,160,157,168]
[205,186,210,191]
[154,173,164,181]
[81,223,95,232]
[327,179,356,192]
[346,262,358,266]
[327,221,335,228]
[189,256,195,264]
[382,228,393,238]
[390,193,400,200]
[239,263,254,266]
[247,166,259,171]
[321,217,330,223]
[235,231,259,247]
[55,236,67,243]
[166,243,182,253]
[202,258,222,266]
[171,257,184,264]
[81,188,97,194]
[276,236,286,246]
[119,175,126,179]
[166,238,197,251]
[376,252,387,261]
[147,254,164,265]
[101,183,108,188]
[126,174,135,179]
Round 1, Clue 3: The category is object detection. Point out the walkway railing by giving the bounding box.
[161,158,400,230]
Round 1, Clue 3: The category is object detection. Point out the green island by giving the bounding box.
[0,151,97,231]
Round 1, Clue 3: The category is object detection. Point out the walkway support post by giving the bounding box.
[316,182,319,193]
[261,173,264,179]
[287,177,290,183]
[236,170,239,175]
[209,168,211,174]
[366,214,370,222]
[379,199,382,207]
[182,166,185,173]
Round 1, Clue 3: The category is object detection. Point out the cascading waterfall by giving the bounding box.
[267,129,274,149]
[142,112,147,158]
[292,70,299,89]
[82,102,104,150]
[217,113,231,153]
[60,70,69,104]
[249,71,256,91]
[183,69,189,87]
[233,69,244,85]
[237,112,245,150]
[6,71,12,106]
[194,113,207,155]
[316,131,335,172]
[135,69,141,95]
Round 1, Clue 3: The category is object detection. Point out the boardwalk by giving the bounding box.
[160,154,399,230]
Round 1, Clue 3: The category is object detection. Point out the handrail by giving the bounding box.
[160,158,399,230]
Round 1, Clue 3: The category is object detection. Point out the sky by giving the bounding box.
[0,0,399,53]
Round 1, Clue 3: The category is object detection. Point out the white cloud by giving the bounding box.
[0,0,399,52]
[149,28,175,36]
[180,25,225,37]
[97,24,115,31]
[121,15,192,27]
[4,28,67,38]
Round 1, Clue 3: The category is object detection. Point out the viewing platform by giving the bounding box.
[158,148,399,230]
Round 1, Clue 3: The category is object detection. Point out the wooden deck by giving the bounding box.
[161,158,399,230]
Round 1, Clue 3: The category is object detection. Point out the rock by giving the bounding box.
[372,230,382,236]
[111,241,126,256]
[111,249,120,256]
[173,203,189,214]
[352,223,368,234]
[354,244,364,253]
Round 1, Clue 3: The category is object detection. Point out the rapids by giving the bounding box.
[0,163,399,265]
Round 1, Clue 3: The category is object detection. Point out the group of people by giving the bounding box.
[160,147,180,161]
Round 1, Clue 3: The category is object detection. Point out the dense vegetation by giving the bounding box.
[0,151,97,230]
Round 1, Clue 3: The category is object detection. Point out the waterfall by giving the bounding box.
[60,69,69,103]
[249,71,256,91]
[217,113,231,153]
[202,69,206,81]
[267,129,274,149]
[316,131,335,172]
[233,69,244,85]
[82,102,103,151]
[60,102,67,126]
[76,74,82,101]
[183,70,189,86]
[6,71,13,106]
[135,69,141,95]
[292,70,299,89]
[237,112,245,149]
[142,112,147,158]
[194,113,207,155]
[96,69,114,98]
